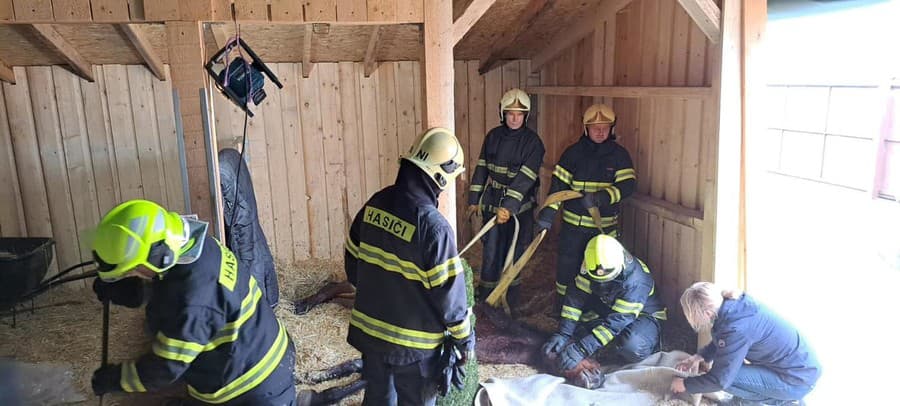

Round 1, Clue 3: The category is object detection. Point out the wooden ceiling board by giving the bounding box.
[511,0,607,59]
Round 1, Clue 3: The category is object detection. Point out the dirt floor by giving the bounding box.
[0,231,700,406]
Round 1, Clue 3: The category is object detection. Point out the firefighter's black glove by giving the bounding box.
[91,364,122,396]
[580,191,609,210]
[558,341,590,372]
[437,341,468,396]
[536,208,555,232]
[542,333,569,356]
[92,277,144,308]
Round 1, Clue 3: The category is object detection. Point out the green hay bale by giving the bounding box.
[437,258,480,406]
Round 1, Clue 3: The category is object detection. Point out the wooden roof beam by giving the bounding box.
[452,0,498,45]
[478,0,554,75]
[526,85,713,99]
[302,24,314,78]
[119,24,166,81]
[363,26,381,78]
[32,24,94,82]
[530,0,632,73]
[0,59,14,84]
[676,0,721,44]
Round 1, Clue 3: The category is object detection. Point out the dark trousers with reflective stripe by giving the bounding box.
[577,315,661,364]
[361,352,439,406]
[479,208,533,301]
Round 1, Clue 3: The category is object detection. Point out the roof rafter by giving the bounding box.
[676,0,721,44]
[478,0,554,75]
[530,0,632,73]
[32,24,94,82]
[119,24,166,81]
[452,0,497,45]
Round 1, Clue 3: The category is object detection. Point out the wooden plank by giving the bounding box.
[81,65,121,214]
[143,0,178,20]
[665,100,686,203]
[51,66,99,261]
[32,24,94,82]
[670,5,690,86]
[92,0,130,21]
[13,0,53,21]
[395,62,418,158]
[367,0,395,21]
[397,0,422,22]
[3,69,54,270]
[625,0,642,86]
[376,63,398,187]
[603,18,615,103]
[452,0,496,45]
[478,0,553,75]
[681,99,702,209]
[646,213,663,278]
[151,66,184,213]
[530,0,633,73]
[52,0,91,22]
[676,0,721,44]
[337,0,366,22]
[501,60,519,92]
[103,65,142,201]
[525,85,713,99]
[687,12,707,86]
[210,0,230,20]
[271,0,304,22]
[233,0,267,21]
[655,0,674,85]
[636,98,653,195]
[306,0,337,21]
[660,218,679,310]
[179,0,211,20]
[339,62,364,219]
[466,61,485,165]
[358,62,381,196]
[412,60,423,135]
[299,65,330,258]
[676,223,699,314]
[620,205,635,253]
[27,66,83,278]
[127,66,167,206]
[0,86,26,237]
[639,0,659,86]
[127,0,145,20]
[0,0,13,20]
[261,63,293,263]
[0,59,14,84]
[363,25,380,77]
[650,99,669,199]
[319,63,347,258]
[631,208,648,262]
[119,24,166,81]
[302,24,314,78]
[279,63,311,261]
[483,66,501,132]
[453,60,469,242]
[245,82,275,248]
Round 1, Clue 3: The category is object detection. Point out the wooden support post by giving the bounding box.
[423,0,456,227]
[32,24,94,82]
[166,21,221,224]
[302,24,314,78]
[676,0,722,44]
[452,0,497,45]
[119,24,166,81]
[0,59,14,84]
[363,25,380,77]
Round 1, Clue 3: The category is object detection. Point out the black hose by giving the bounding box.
[21,271,98,301]
[42,260,95,285]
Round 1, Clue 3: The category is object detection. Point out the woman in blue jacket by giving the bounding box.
[670,282,821,405]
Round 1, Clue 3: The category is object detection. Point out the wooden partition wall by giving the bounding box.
[0,65,181,282]
[535,0,718,311]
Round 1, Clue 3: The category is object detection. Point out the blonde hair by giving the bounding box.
[680,282,743,332]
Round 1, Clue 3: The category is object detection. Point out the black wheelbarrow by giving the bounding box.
[0,238,97,327]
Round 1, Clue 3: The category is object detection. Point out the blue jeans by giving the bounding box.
[726,364,815,403]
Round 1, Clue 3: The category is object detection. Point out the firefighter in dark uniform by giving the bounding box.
[345,128,473,406]
[536,103,636,299]
[542,235,666,369]
[671,283,821,404]
[466,88,545,304]
[89,199,295,405]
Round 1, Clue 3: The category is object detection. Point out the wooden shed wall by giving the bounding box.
[0,64,182,284]
[213,61,426,264]
[537,0,716,311]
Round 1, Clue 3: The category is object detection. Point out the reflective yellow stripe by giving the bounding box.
[120,362,146,393]
[549,202,561,210]
[487,163,511,176]
[649,284,655,296]
[345,235,360,259]
[570,180,613,192]
[638,259,650,273]
[447,312,472,340]
[652,309,668,320]
[611,299,643,316]
[580,311,600,322]
[610,186,622,203]
[575,275,592,293]
[350,309,444,349]
[188,322,289,404]
[615,168,636,182]
[357,243,463,288]
[562,210,618,229]
[153,332,203,363]
[561,305,582,321]
[520,166,538,180]
[556,282,567,295]
[506,189,524,201]
[480,279,499,288]
[592,325,615,346]
[553,165,573,184]
[477,159,486,166]
[469,184,484,192]
[427,255,464,287]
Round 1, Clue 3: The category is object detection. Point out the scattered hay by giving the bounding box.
[478,363,539,382]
